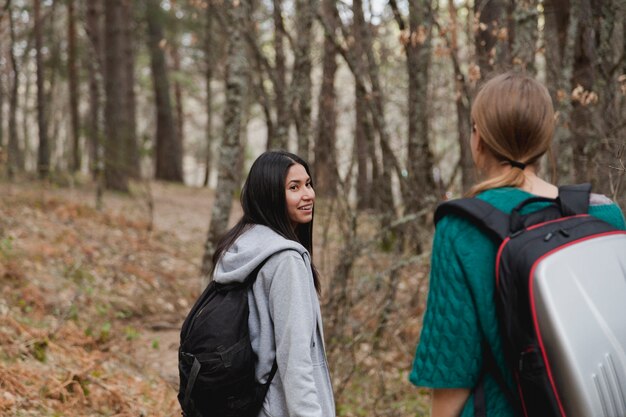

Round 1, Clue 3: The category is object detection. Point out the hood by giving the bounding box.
[212,224,307,284]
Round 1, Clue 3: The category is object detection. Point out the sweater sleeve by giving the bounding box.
[589,202,626,230]
[409,217,483,388]
[268,251,322,417]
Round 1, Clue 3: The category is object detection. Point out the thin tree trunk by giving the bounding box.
[291,0,316,161]
[474,0,509,79]
[203,0,214,187]
[104,0,128,191]
[352,0,372,210]
[447,0,475,193]
[511,0,538,74]
[589,0,625,201]
[270,0,289,150]
[406,0,435,213]
[172,40,184,167]
[570,0,595,185]
[201,0,248,279]
[68,0,81,173]
[314,0,339,197]
[544,0,573,183]
[34,0,49,178]
[86,0,103,180]
[0,4,5,152]
[20,39,32,171]
[360,0,399,215]
[122,0,139,178]
[146,0,183,182]
[7,2,22,177]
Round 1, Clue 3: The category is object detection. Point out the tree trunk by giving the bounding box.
[34,0,50,178]
[314,0,339,198]
[589,0,625,202]
[270,0,289,150]
[0,8,4,153]
[122,0,139,178]
[511,0,538,74]
[86,0,103,180]
[201,0,248,278]
[104,0,129,191]
[474,0,510,79]
[570,0,595,185]
[172,39,184,170]
[448,0,475,193]
[291,0,316,161]
[352,0,372,210]
[7,3,22,177]
[68,0,81,173]
[544,0,573,183]
[406,0,435,211]
[203,0,214,187]
[146,0,183,183]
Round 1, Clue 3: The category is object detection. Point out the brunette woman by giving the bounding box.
[212,150,335,417]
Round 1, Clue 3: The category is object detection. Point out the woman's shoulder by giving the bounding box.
[587,194,626,230]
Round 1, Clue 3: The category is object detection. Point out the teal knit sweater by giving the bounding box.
[410,187,626,417]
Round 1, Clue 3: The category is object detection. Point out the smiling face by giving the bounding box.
[285,163,315,228]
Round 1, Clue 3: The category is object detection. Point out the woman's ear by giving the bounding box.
[470,127,482,164]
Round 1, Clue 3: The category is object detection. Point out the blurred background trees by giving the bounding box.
[0,0,622,202]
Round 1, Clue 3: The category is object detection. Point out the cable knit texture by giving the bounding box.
[410,187,626,417]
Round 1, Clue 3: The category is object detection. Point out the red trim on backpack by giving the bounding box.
[514,371,531,417]
[528,230,626,417]
[495,238,509,290]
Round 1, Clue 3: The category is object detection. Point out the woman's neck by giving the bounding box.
[486,163,558,198]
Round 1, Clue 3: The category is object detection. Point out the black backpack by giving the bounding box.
[435,184,626,417]
[178,260,277,417]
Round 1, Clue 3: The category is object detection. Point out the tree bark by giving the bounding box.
[270,0,289,150]
[544,0,573,183]
[511,0,538,74]
[589,0,624,201]
[172,39,184,170]
[146,0,183,183]
[0,3,5,152]
[68,0,81,173]
[474,0,510,79]
[290,0,316,161]
[104,0,129,191]
[570,0,595,185]
[203,0,214,187]
[86,0,103,180]
[201,0,249,278]
[122,0,139,178]
[406,0,435,210]
[447,0,475,193]
[352,0,373,210]
[34,0,50,179]
[314,0,339,197]
[7,2,22,177]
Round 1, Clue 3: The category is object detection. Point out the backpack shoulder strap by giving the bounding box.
[434,198,510,242]
[558,183,591,216]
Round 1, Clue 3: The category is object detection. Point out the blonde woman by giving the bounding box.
[409,72,626,417]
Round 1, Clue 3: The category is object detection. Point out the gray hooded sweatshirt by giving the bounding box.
[213,224,336,417]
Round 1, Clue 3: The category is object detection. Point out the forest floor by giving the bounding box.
[0,179,216,416]
[0,179,431,417]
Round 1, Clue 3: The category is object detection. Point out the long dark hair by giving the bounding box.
[212,150,321,293]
